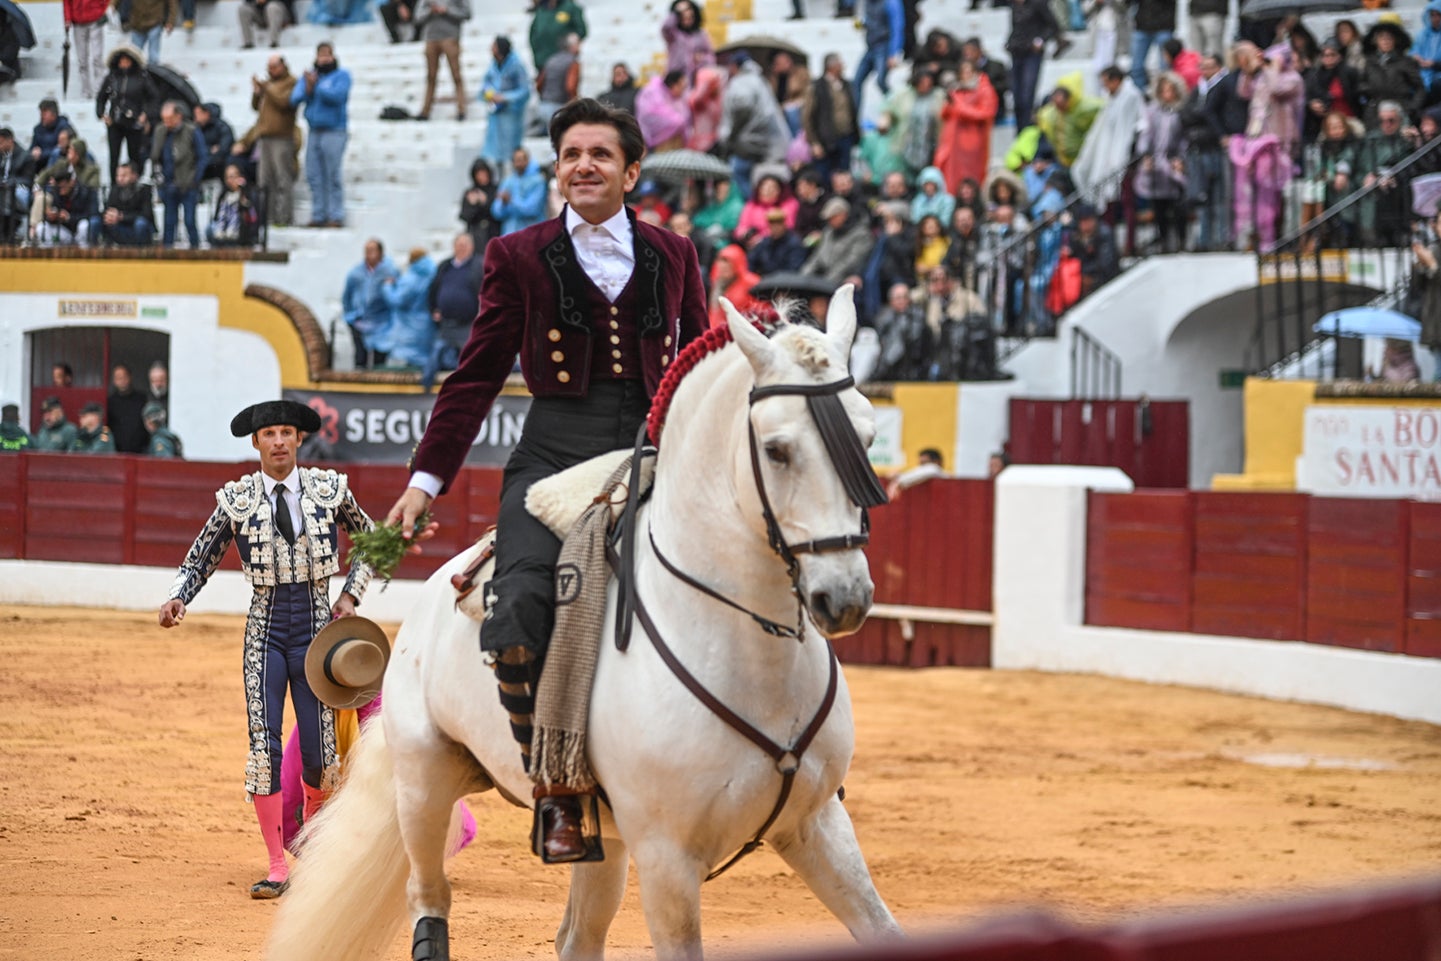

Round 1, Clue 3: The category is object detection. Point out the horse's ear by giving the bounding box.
[723,297,779,374]
[826,284,858,357]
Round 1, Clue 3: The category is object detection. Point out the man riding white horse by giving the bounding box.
[387,97,708,863]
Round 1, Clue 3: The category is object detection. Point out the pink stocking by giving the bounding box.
[302,783,327,824]
[253,792,289,883]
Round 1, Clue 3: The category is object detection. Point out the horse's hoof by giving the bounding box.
[413,916,450,961]
[249,878,289,899]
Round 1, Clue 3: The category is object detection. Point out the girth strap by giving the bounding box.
[631,585,840,881]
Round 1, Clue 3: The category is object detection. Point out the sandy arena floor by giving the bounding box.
[2,604,1439,960]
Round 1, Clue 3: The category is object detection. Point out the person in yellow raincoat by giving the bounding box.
[1033,71,1102,167]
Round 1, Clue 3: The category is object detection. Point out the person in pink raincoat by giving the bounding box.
[687,63,726,152]
[934,60,998,196]
[1230,42,1304,250]
[635,69,691,152]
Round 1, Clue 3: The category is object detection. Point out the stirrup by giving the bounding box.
[530,792,605,865]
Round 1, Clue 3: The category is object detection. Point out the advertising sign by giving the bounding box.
[1299,405,1441,499]
[284,389,531,465]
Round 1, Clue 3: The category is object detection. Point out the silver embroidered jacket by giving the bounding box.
[167,467,375,604]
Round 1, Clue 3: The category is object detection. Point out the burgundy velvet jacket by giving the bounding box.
[411,207,708,490]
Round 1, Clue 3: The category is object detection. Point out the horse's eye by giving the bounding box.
[764,443,790,467]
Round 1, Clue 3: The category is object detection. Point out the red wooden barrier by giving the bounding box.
[1086,490,1193,632]
[0,455,23,559]
[1008,399,1190,489]
[1190,492,1307,641]
[1306,498,1408,653]
[1405,502,1441,658]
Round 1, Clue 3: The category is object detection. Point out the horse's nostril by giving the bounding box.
[809,591,833,622]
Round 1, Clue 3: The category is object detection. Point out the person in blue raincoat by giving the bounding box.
[341,238,399,369]
[376,247,437,369]
[480,36,530,169]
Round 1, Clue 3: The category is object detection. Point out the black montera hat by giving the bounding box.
[230,399,322,437]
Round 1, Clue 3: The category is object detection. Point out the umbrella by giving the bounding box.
[1239,0,1356,19]
[716,34,807,68]
[0,0,36,47]
[1314,307,1422,341]
[640,148,731,185]
[1413,172,1441,218]
[61,26,70,96]
[148,62,201,109]
[751,271,839,299]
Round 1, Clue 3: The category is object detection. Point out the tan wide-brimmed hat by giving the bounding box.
[305,616,390,710]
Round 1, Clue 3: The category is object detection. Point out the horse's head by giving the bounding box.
[722,286,885,638]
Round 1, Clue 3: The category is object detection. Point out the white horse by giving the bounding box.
[266,288,902,961]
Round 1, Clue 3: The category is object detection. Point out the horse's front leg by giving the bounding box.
[632,838,708,960]
[770,795,903,941]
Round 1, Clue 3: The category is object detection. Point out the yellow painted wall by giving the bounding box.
[877,382,959,473]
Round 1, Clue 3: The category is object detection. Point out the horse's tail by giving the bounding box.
[265,718,409,961]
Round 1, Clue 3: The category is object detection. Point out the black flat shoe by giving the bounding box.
[250,878,289,899]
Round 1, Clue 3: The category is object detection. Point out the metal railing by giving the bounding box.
[1071,325,1121,399]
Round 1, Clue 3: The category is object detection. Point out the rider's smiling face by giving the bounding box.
[555,123,640,225]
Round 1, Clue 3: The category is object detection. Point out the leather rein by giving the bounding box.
[609,374,887,880]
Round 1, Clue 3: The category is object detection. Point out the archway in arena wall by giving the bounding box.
[1165,281,1380,486]
[25,327,170,433]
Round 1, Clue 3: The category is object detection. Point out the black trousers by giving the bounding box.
[482,380,649,655]
[107,122,147,183]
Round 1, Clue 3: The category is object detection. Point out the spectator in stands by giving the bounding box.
[1305,39,1363,142]
[207,163,261,247]
[377,247,437,369]
[1136,71,1188,252]
[1190,0,1227,63]
[935,59,998,197]
[1302,112,1360,247]
[1022,141,1058,206]
[70,402,115,453]
[378,0,415,42]
[706,243,759,328]
[423,233,483,391]
[35,397,78,451]
[668,209,715,280]
[693,177,743,240]
[0,126,34,241]
[195,103,236,186]
[1180,54,1234,251]
[530,0,588,75]
[144,403,183,457]
[492,146,548,234]
[914,212,949,279]
[292,42,352,228]
[887,447,946,498]
[767,51,810,135]
[793,170,830,241]
[106,364,148,453]
[122,0,177,67]
[97,49,156,185]
[1362,17,1423,124]
[1368,338,1421,382]
[873,282,927,379]
[1007,0,1063,130]
[858,112,907,188]
[748,207,807,275]
[535,33,582,133]
[147,362,168,412]
[1415,4,1441,107]
[599,63,638,116]
[29,165,97,247]
[1066,202,1118,297]
[1035,74,1103,168]
[854,0,904,114]
[480,36,530,170]
[915,29,963,76]
[663,0,714,82]
[1232,43,1302,250]
[1163,38,1201,89]
[234,55,299,228]
[688,62,727,153]
[1087,0,1127,77]
[1130,0,1176,89]
[1358,101,1417,247]
[735,172,797,245]
[914,263,988,375]
[64,0,109,101]
[801,196,872,284]
[1414,211,1441,353]
[910,165,955,224]
[802,53,860,179]
[413,0,471,121]
[829,166,871,209]
[28,101,74,170]
[0,403,31,452]
[637,69,691,153]
[719,53,789,199]
[343,239,399,368]
[36,137,101,192]
[1334,19,1366,72]
[459,158,500,251]
[151,101,207,248]
[864,202,916,316]
[99,161,155,246]
[943,205,982,290]
[885,67,945,182]
[955,176,985,218]
[52,363,73,387]
[239,0,292,48]
[961,37,1010,124]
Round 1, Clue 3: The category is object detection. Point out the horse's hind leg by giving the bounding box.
[393,739,487,961]
[770,795,903,942]
[555,836,630,961]
[633,839,706,961]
